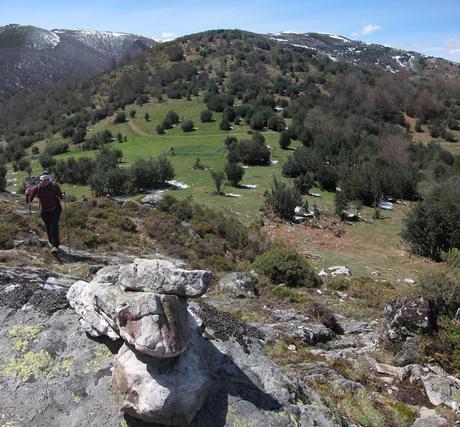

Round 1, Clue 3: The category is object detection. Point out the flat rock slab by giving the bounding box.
[0,307,121,427]
[118,258,212,298]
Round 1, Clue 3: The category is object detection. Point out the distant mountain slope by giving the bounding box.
[266,31,457,75]
[0,24,156,97]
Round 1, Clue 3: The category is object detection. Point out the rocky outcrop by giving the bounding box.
[370,358,460,410]
[382,297,436,343]
[113,338,211,426]
[118,258,211,297]
[218,272,257,298]
[65,258,348,426]
[67,258,213,425]
[141,191,165,206]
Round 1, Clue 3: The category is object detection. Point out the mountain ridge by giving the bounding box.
[0,24,156,98]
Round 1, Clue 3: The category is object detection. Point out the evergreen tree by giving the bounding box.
[279,130,291,149]
[225,162,245,186]
[334,190,349,220]
[210,170,225,194]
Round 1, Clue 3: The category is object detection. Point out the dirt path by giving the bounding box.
[128,120,149,136]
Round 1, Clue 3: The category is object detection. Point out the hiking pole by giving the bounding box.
[28,202,33,234]
[63,195,71,254]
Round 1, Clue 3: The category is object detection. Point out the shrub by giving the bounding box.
[317,164,338,192]
[0,164,6,192]
[230,139,270,166]
[162,117,173,129]
[88,167,130,197]
[166,110,180,124]
[224,162,245,187]
[250,111,266,130]
[39,152,56,169]
[335,190,349,219]
[416,249,460,316]
[71,127,86,144]
[210,170,225,194]
[46,143,69,156]
[294,172,314,195]
[253,248,320,288]
[181,119,195,132]
[267,115,286,132]
[223,106,236,122]
[264,177,301,220]
[156,124,165,134]
[114,112,127,124]
[0,223,15,249]
[129,156,174,190]
[420,316,460,375]
[272,286,311,303]
[219,118,231,131]
[200,109,213,123]
[279,130,291,149]
[402,184,460,260]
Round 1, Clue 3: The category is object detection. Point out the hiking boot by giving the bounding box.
[51,246,59,253]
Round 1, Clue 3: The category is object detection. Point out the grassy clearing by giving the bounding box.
[14,97,300,219]
[266,195,434,283]
[6,97,437,282]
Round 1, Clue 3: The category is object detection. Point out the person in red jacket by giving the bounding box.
[26,173,65,253]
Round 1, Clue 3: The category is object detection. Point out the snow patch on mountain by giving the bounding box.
[28,31,60,50]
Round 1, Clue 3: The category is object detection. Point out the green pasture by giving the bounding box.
[12,97,301,219]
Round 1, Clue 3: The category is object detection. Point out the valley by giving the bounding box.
[0,24,459,427]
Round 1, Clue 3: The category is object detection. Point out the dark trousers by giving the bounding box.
[41,205,61,247]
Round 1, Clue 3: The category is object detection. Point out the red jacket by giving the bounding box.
[26,182,64,212]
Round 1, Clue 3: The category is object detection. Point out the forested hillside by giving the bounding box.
[1,29,459,206]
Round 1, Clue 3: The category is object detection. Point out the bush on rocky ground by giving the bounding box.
[419,316,460,376]
[416,249,460,316]
[144,195,269,273]
[0,222,16,249]
[253,248,319,288]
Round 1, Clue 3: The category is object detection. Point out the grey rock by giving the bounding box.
[13,235,48,248]
[327,265,351,277]
[118,258,212,297]
[93,265,120,284]
[141,191,165,205]
[382,297,435,342]
[219,272,257,298]
[67,280,193,357]
[44,275,76,291]
[0,307,121,427]
[113,336,212,426]
[421,371,460,409]
[87,264,104,277]
[302,324,335,345]
[394,336,418,366]
[259,307,336,346]
[412,407,447,427]
[67,280,120,340]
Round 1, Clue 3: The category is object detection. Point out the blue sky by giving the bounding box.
[1,0,460,61]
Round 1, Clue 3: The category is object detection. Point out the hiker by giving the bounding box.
[25,173,65,253]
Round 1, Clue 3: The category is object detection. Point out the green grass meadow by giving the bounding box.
[7,96,431,281]
[17,97,300,219]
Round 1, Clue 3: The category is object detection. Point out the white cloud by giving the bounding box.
[157,31,176,41]
[444,38,460,56]
[351,24,382,37]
